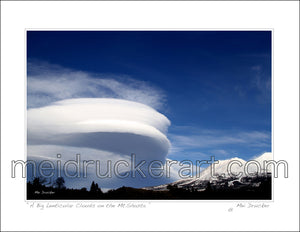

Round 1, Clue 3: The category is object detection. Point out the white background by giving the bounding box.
[1,1,299,231]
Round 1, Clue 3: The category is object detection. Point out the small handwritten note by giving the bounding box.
[27,202,148,210]
[236,202,270,208]
[228,202,270,212]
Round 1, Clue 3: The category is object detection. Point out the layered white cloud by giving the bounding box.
[26,62,175,188]
[28,98,171,162]
[27,145,187,189]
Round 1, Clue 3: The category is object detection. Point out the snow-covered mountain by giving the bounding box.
[251,152,273,172]
[144,152,272,191]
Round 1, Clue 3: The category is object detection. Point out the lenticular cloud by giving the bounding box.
[27,98,171,161]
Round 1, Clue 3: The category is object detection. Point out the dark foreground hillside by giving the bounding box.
[27,175,271,200]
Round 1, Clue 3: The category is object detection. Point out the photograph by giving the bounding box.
[1,1,299,231]
[26,30,272,200]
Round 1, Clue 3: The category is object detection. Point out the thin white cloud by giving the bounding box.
[169,130,271,149]
[27,61,166,110]
[250,65,271,103]
[210,149,229,156]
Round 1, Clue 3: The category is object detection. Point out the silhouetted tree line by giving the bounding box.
[27,175,271,200]
[27,177,103,200]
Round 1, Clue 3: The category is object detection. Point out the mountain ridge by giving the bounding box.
[143,152,272,191]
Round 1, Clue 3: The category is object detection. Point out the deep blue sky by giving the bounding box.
[27,31,272,161]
